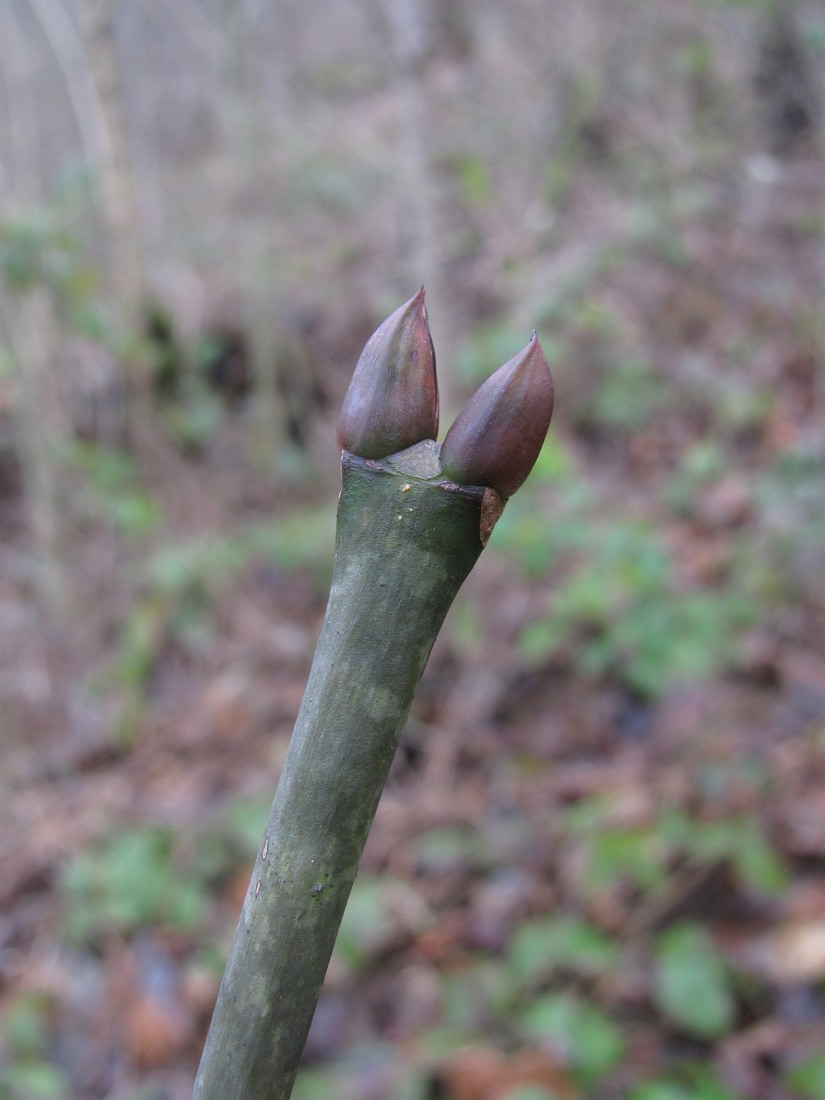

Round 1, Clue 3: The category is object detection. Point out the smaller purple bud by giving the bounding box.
[337,289,439,458]
[440,333,554,499]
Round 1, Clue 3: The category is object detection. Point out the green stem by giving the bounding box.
[193,444,496,1100]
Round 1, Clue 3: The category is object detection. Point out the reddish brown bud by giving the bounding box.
[337,289,438,458]
[439,333,554,498]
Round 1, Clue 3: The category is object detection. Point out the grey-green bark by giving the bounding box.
[193,442,497,1100]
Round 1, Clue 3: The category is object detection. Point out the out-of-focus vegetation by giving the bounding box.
[1,0,825,1097]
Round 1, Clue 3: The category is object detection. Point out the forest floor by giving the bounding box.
[2,152,825,1100]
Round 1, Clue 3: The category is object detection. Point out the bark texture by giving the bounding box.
[193,445,489,1099]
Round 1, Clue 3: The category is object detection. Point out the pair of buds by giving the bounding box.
[337,290,555,500]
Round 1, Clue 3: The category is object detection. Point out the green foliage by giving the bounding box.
[629,1069,741,1100]
[160,385,225,453]
[576,822,671,895]
[456,322,536,383]
[663,442,727,514]
[492,474,595,577]
[0,992,68,1100]
[658,811,788,895]
[333,877,431,973]
[527,434,574,486]
[509,511,753,697]
[142,316,231,453]
[306,882,754,1095]
[653,924,735,1039]
[565,798,787,901]
[586,357,667,432]
[2,993,52,1060]
[110,594,168,692]
[60,826,210,942]
[438,958,511,1032]
[785,1051,825,1099]
[59,797,271,945]
[293,1042,427,1100]
[399,930,624,1086]
[291,152,370,215]
[445,152,493,208]
[410,825,497,874]
[67,442,162,537]
[0,202,92,302]
[219,795,272,857]
[0,180,120,347]
[456,298,773,699]
[516,994,625,1084]
[103,505,335,738]
[500,1089,558,1100]
[144,507,334,600]
[630,1085,695,1100]
[704,373,775,435]
[754,442,825,605]
[0,1062,68,1100]
[506,914,619,985]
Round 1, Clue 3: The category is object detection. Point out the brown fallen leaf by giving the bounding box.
[748,919,825,985]
[126,991,194,1069]
[437,1044,577,1100]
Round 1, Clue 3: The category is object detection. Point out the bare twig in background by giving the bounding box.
[381,0,453,412]
[4,289,68,617]
[219,0,290,467]
[78,0,143,323]
[23,0,102,186]
[0,7,69,617]
[2,5,45,199]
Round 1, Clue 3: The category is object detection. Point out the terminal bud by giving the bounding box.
[337,289,438,458]
[440,333,554,499]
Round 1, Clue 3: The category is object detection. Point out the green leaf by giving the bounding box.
[508,915,619,985]
[654,924,735,1038]
[333,879,397,969]
[110,493,162,537]
[1,1061,68,1099]
[629,1085,692,1100]
[517,994,624,1083]
[501,1088,559,1100]
[529,434,573,483]
[589,359,666,431]
[292,1041,427,1100]
[411,826,493,872]
[660,814,788,896]
[2,993,52,1057]
[456,322,527,382]
[583,827,669,894]
[731,830,788,895]
[66,442,163,537]
[334,878,431,972]
[630,1069,742,1100]
[517,618,569,661]
[222,796,271,857]
[439,959,511,1031]
[451,153,492,207]
[60,827,209,941]
[785,1051,825,1099]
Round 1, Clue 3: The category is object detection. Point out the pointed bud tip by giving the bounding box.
[337,291,439,458]
[440,334,554,498]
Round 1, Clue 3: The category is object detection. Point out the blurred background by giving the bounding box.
[1,1,825,1097]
